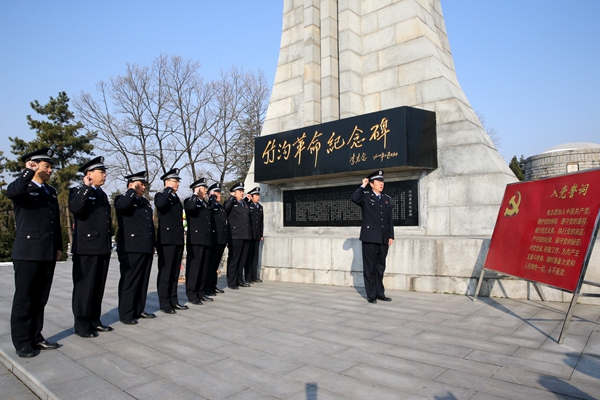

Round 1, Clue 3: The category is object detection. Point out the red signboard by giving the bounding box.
[484,168,600,292]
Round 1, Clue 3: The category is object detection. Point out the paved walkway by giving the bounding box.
[0,259,599,400]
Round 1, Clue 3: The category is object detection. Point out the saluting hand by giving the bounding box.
[361,178,369,187]
[83,174,93,186]
[25,160,39,172]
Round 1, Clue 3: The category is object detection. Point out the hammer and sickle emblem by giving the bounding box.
[504,191,521,217]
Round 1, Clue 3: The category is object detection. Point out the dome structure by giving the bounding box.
[542,142,600,154]
[525,142,600,180]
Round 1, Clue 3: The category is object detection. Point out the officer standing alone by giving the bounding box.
[154,168,188,314]
[7,148,62,357]
[351,170,394,304]
[69,156,113,337]
[115,171,156,324]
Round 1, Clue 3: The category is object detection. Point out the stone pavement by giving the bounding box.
[0,259,599,400]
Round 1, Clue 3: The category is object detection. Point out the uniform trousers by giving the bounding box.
[156,245,184,310]
[186,245,210,301]
[244,239,261,282]
[117,252,153,321]
[11,260,56,349]
[72,254,110,334]
[227,239,249,287]
[361,242,389,300]
[207,244,226,293]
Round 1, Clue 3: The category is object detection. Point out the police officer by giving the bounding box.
[7,148,62,357]
[115,171,156,324]
[69,156,113,338]
[206,183,227,295]
[154,168,188,314]
[184,178,213,304]
[224,182,251,289]
[350,170,394,304]
[245,187,264,283]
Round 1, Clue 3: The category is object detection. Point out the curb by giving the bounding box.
[0,347,59,400]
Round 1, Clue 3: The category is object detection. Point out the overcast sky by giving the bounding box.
[1,0,598,169]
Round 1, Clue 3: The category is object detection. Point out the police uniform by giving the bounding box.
[115,171,156,323]
[69,156,113,337]
[7,148,62,357]
[245,187,264,283]
[224,182,251,289]
[184,178,213,304]
[207,183,228,295]
[350,170,394,303]
[154,168,188,313]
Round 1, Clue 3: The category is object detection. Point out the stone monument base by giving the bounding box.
[259,235,600,305]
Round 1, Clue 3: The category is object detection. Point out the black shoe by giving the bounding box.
[95,325,114,332]
[139,311,156,319]
[121,319,138,325]
[368,298,377,304]
[215,288,225,293]
[16,346,35,358]
[205,292,216,296]
[376,295,392,302]
[36,340,59,350]
[199,296,213,302]
[253,279,263,283]
[228,286,239,290]
[173,303,189,310]
[238,282,250,287]
[162,308,176,314]
[76,331,99,338]
[248,281,255,284]
[191,299,203,305]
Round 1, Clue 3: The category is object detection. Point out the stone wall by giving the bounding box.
[525,148,600,181]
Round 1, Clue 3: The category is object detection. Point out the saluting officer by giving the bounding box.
[69,156,113,338]
[154,168,188,314]
[206,183,227,295]
[245,187,264,284]
[184,178,214,304]
[224,182,251,289]
[115,171,156,324]
[351,170,394,304]
[7,148,62,358]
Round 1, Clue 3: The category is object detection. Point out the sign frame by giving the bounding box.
[473,168,600,344]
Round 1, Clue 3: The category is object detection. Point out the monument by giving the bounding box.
[244,0,599,301]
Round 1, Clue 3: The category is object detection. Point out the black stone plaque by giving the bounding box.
[255,106,436,183]
[283,180,419,227]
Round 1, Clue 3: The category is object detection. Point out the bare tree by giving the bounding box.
[206,68,270,188]
[476,111,502,148]
[230,69,270,183]
[75,55,211,190]
[164,56,216,181]
[75,56,269,192]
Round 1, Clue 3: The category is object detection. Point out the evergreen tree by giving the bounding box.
[5,92,96,256]
[509,155,525,181]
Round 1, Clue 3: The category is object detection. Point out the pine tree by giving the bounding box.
[509,155,525,181]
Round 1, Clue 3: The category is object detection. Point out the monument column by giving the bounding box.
[245,0,536,299]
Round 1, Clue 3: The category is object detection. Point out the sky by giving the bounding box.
[1,0,598,171]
